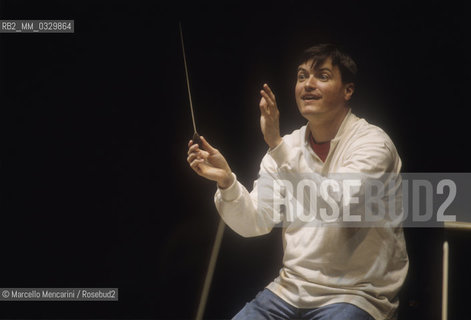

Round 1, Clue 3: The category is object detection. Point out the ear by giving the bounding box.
[344,82,355,101]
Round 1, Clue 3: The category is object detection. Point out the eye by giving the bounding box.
[319,73,329,81]
[297,72,308,81]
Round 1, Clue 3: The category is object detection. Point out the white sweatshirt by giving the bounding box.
[214,109,409,320]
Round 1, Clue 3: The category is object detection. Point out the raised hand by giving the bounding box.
[259,83,282,149]
[187,136,234,189]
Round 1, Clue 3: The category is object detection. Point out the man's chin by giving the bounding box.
[299,106,324,117]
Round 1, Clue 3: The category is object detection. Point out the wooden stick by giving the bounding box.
[442,241,449,320]
[444,221,471,230]
[195,218,226,320]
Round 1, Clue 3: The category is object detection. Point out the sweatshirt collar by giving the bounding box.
[304,108,357,146]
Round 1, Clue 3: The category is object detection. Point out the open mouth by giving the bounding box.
[301,94,321,101]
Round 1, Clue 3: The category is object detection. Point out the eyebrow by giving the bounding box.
[317,67,332,73]
[297,66,332,73]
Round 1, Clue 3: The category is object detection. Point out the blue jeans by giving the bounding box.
[233,288,374,320]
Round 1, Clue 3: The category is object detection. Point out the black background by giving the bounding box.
[0,0,469,319]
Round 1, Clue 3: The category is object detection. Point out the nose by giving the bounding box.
[304,75,316,91]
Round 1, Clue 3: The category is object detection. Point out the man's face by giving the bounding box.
[295,57,354,118]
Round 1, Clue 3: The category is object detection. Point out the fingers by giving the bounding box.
[200,136,217,154]
[188,148,205,172]
[187,138,210,175]
[187,137,226,180]
[263,83,276,102]
[187,136,215,176]
[259,96,269,116]
[187,148,209,162]
[187,142,200,155]
[187,152,198,164]
[259,83,277,114]
[189,158,204,173]
[260,89,274,106]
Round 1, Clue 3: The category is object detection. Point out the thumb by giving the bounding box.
[200,136,217,154]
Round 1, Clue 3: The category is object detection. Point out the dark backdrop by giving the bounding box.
[0,1,468,319]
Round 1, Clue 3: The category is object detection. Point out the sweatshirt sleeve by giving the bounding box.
[214,150,286,238]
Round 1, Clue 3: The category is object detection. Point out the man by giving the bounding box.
[187,43,408,320]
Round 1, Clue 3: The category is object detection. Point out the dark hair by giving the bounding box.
[298,43,358,84]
